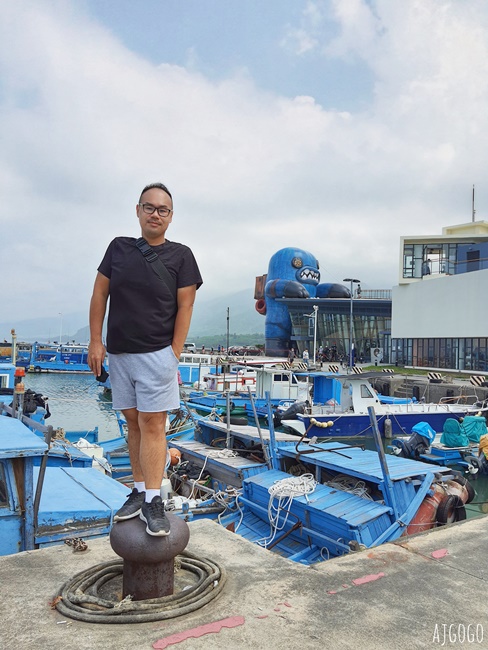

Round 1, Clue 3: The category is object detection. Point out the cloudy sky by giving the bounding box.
[2,0,488,331]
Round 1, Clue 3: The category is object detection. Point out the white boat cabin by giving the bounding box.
[255,367,310,402]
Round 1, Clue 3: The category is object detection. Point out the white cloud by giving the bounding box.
[1,0,488,334]
[280,27,319,55]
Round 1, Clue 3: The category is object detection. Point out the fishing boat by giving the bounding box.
[0,341,32,365]
[390,415,488,476]
[24,342,91,373]
[280,371,488,438]
[185,364,310,420]
[190,357,289,390]
[178,352,217,385]
[163,405,473,564]
[0,415,128,555]
[197,364,257,393]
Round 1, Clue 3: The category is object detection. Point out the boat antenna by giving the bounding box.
[472,184,476,222]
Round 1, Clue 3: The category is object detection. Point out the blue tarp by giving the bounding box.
[461,416,487,443]
[440,418,469,448]
[410,421,436,444]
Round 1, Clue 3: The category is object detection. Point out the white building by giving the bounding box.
[391,221,488,371]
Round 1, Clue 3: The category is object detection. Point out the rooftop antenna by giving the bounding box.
[472,184,476,222]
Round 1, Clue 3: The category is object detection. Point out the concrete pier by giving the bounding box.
[1,516,487,649]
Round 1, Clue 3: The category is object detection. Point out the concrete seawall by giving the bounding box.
[2,516,487,650]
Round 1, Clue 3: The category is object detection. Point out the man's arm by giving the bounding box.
[172,285,197,358]
[87,272,110,377]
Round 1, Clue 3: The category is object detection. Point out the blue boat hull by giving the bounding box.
[299,410,475,438]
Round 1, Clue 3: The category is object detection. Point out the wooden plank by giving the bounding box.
[202,420,299,442]
[279,442,451,483]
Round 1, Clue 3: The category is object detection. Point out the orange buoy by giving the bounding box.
[169,448,181,466]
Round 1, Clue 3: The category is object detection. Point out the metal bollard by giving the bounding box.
[110,512,190,600]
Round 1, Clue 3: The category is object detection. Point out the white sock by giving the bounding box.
[145,488,160,502]
[134,482,146,493]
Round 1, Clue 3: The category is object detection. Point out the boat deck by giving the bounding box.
[169,439,268,487]
[246,468,392,525]
[171,423,452,492]
[280,441,452,484]
[197,419,300,442]
[419,441,478,466]
[0,416,48,457]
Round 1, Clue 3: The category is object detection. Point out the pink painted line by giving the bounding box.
[431,548,449,559]
[352,572,385,586]
[326,590,337,595]
[152,616,245,649]
[283,602,292,608]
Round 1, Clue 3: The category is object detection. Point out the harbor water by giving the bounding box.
[25,371,121,441]
[24,371,488,519]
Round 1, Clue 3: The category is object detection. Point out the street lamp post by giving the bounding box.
[304,305,318,366]
[343,278,360,370]
[312,304,318,365]
[226,307,230,354]
[58,312,63,345]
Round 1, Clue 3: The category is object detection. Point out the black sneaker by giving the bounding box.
[140,495,171,536]
[114,488,145,521]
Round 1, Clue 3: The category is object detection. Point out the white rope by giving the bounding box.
[257,474,316,549]
[206,449,239,459]
[188,454,210,499]
[326,475,374,500]
[268,473,317,499]
[217,488,244,527]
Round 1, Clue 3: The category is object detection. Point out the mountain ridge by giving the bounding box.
[1,289,264,342]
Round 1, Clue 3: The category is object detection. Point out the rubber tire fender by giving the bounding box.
[452,476,476,504]
[437,494,467,525]
[229,416,248,426]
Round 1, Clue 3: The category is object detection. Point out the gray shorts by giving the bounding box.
[108,346,180,412]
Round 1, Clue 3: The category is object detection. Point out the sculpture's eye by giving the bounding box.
[292,257,303,269]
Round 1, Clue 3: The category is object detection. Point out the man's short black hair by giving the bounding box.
[139,182,173,203]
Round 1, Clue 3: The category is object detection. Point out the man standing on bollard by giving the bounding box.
[88,182,202,536]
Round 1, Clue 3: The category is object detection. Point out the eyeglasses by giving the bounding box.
[139,203,173,218]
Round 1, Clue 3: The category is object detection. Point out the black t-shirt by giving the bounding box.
[98,237,202,354]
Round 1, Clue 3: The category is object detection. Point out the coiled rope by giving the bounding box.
[326,475,373,500]
[258,474,316,549]
[55,550,226,624]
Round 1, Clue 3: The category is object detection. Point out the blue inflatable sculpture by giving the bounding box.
[255,247,350,357]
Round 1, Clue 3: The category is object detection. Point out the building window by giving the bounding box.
[402,241,488,279]
[391,336,488,371]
